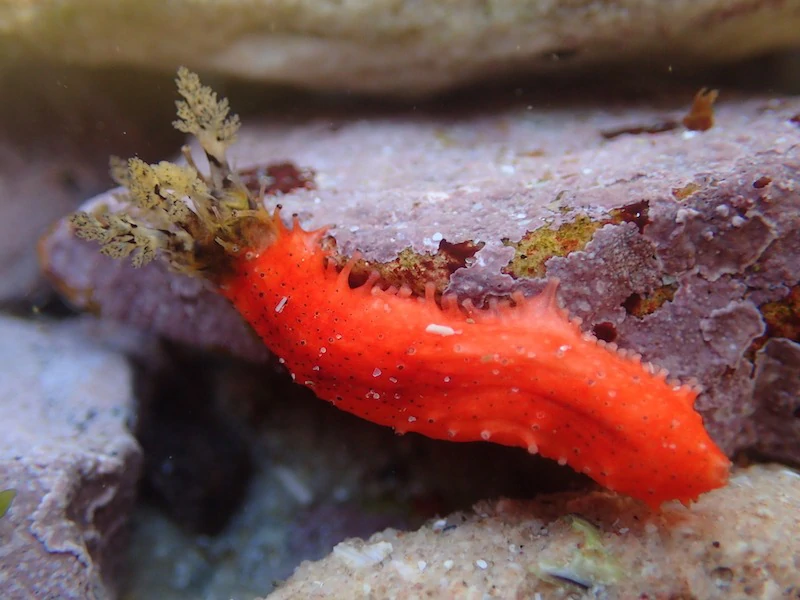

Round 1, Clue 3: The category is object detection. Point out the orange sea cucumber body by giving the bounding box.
[220,216,730,508]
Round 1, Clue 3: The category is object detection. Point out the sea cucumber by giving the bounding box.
[219,212,730,508]
[69,68,731,509]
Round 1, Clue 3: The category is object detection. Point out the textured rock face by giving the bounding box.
[264,464,800,600]
[2,1,800,95]
[40,88,800,463]
[0,317,142,600]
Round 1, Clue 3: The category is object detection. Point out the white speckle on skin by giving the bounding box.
[373,368,382,377]
[319,347,327,354]
[558,457,567,466]
[431,232,443,242]
[731,215,746,227]
[500,164,515,175]
[444,376,451,383]
[476,559,488,569]
[425,324,460,336]
[480,430,491,440]
[408,416,417,423]
[418,560,427,572]
[389,377,398,384]
[443,560,454,571]
[275,296,289,313]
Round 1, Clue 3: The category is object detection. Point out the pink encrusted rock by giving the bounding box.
[40,215,270,364]
[752,338,800,460]
[0,316,142,600]
[40,86,800,462]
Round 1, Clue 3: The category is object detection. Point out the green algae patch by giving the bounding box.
[323,238,485,299]
[503,214,604,279]
[672,182,702,200]
[532,514,623,593]
[623,283,679,318]
[748,284,800,356]
[760,285,800,340]
[503,201,651,280]
[0,489,16,519]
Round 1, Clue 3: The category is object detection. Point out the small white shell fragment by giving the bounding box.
[333,540,394,568]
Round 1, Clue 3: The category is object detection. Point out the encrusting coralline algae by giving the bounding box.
[68,69,732,508]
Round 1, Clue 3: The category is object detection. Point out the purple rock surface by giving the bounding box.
[40,87,800,462]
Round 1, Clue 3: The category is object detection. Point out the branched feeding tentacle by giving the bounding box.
[70,67,278,280]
